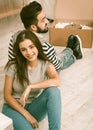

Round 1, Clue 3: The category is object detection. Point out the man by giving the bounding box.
[8,1,83,72]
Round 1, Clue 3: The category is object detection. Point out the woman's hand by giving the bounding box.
[20,85,31,107]
[23,110,39,129]
[26,112,39,129]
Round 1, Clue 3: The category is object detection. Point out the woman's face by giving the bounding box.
[19,39,38,62]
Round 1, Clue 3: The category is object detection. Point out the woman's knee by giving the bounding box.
[45,87,61,99]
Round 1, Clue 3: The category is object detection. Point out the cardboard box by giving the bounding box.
[49,19,93,48]
[55,0,93,21]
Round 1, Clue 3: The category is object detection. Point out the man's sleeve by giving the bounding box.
[8,31,21,61]
[42,42,62,71]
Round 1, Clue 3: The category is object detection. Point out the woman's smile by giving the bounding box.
[19,39,38,62]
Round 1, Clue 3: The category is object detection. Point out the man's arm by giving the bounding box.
[42,42,62,71]
[8,31,21,60]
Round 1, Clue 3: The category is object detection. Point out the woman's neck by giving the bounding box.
[27,59,39,70]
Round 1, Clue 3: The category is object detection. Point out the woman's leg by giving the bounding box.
[26,87,62,130]
[45,87,61,130]
[2,103,34,130]
[2,87,61,130]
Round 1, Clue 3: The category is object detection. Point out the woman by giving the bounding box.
[2,30,61,130]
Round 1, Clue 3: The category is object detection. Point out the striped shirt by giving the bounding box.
[8,31,62,71]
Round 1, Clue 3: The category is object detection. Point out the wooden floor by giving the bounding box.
[0,15,93,130]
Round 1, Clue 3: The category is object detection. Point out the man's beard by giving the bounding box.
[36,25,48,33]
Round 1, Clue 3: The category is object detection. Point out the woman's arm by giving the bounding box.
[4,75,39,129]
[20,64,61,106]
[30,63,61,88]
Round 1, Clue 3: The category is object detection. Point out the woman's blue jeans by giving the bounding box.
[58,48,76,70]
[2,87,61,130]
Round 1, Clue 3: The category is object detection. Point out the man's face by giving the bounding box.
[36,10,49,33]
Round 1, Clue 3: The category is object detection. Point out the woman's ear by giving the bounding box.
[30,25,37,31]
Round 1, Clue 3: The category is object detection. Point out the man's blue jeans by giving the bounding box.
[58,48,76,70]
[2,87,61,130]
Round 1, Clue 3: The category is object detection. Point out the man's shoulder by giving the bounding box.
[10,30,22,43]
[12,30,22,39]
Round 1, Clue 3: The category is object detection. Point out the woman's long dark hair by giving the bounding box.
[5,30,49,87]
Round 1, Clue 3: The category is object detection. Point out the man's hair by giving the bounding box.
[20,1,42,29]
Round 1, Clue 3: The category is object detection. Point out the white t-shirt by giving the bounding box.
[5,59,51,104]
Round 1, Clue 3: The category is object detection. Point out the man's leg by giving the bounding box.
[58,34,83,70]
[58,48,76,70]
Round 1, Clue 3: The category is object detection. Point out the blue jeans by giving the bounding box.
[58,48,76,70]
[2,87,61,130]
